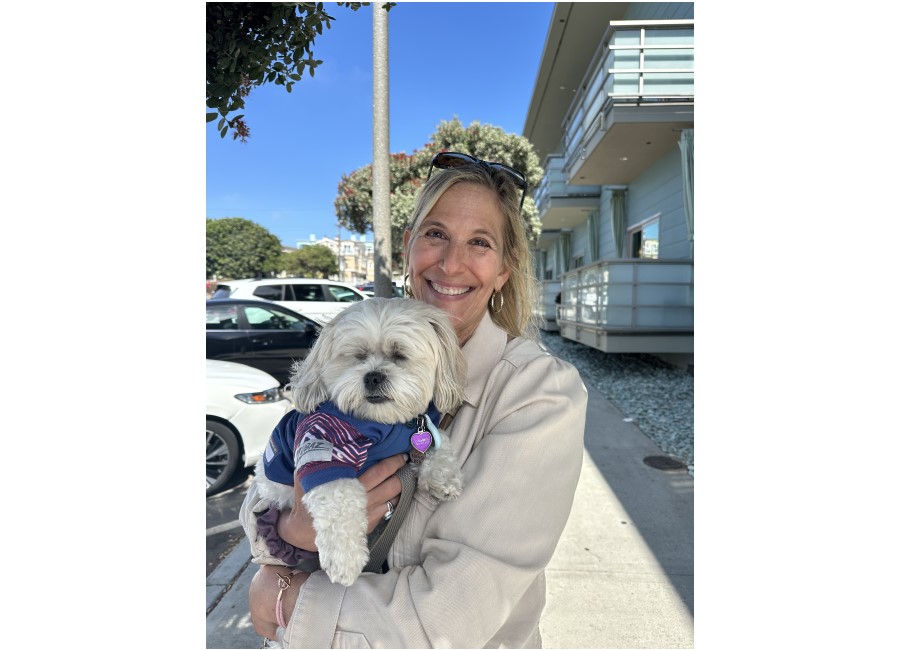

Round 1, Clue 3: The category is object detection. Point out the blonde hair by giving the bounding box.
[403,164,540,342]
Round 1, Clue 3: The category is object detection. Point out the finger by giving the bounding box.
[357,453,407,492]
[366,480,400,532]
[365,497,400,532]
[365,473,402,508]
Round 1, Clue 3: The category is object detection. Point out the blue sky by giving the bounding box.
[206,2,554,247]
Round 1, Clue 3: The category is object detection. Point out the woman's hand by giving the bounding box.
[276,453,407,550]
[249,564,308,640]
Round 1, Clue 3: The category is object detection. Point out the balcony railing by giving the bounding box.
[561,19,694,172]
[533,154,603,216]
[558,259,693,332]
[535,278,562,332]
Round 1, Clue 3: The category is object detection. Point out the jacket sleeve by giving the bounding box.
[282,353,587,648]
[239,481,291,566]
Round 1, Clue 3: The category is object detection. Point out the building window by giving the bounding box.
[628,216,660,259]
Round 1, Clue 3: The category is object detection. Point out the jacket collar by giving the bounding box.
[460,311,508,408]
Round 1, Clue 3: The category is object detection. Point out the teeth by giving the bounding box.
[431,281,470,296]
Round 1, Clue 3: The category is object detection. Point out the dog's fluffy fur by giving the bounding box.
[253,297,466,587]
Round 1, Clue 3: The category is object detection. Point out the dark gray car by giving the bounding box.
[206,298,321,385]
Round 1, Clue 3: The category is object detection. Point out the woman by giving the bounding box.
[241,157,587,648]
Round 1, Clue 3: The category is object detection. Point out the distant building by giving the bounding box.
[296,233,374,286]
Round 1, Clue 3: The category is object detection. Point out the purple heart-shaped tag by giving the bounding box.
[410,431,432,453]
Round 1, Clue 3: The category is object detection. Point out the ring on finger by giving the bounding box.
[383,500,394,521]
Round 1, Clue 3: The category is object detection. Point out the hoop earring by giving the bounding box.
[490,290,504,313]
[404,274,413,298]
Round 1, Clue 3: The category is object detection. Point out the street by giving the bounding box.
[207,465,255,577]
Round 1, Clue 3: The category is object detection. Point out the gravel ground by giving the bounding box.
[539,330,694,477]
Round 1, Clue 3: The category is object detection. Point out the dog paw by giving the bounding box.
[425,473,463,501]
[320,549,368,587]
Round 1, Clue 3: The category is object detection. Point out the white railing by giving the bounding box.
[558,259,693,332]
[535,279,562,331]
[561,20,694,173]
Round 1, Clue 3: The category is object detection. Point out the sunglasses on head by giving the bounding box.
[427,151,527,212]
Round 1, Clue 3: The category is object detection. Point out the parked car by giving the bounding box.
[217,278,368,324]
[357,282,404,298]
[206,298,321,386]
[206,359,292,496]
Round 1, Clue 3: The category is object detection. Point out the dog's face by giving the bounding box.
[289,298,465,424]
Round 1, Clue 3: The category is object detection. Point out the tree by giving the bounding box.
[207,217,283,279]
[281,245,339,278]
[333,117,544,267]
[206,2,392,141]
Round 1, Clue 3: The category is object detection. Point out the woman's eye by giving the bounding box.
[424,229,447,239]
[471,238,490,248]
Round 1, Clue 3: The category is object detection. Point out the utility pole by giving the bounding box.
[372,3,391,298]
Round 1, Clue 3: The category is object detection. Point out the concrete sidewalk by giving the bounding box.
[207,384,694,649]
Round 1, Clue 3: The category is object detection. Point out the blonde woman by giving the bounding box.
[242,154,587,648]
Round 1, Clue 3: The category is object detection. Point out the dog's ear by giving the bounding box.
[425,308,467,414]
[288,326,332,413]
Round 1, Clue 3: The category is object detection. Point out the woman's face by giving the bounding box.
[404,182,510,345]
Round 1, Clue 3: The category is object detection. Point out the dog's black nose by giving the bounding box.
[364,371,386,390]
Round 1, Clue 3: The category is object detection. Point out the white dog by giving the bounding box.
[253,297,466,587]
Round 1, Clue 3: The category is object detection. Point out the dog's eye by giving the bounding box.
[354,352,368,362]
[391,352,407,362]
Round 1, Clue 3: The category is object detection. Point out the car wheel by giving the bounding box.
[207,419,240,496]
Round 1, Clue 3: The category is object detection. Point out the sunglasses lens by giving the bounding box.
[435,152,475,169]
[492,164,527,190]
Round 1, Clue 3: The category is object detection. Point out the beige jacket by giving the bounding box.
[240,311,587,648]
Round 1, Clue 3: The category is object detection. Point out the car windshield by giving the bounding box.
[245,305,309,330]
[327,286,363,303]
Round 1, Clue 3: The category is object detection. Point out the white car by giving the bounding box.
[217,278,367,325]
[206,359,292,496]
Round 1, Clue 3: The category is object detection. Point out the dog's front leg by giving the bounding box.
[301,479,369,587]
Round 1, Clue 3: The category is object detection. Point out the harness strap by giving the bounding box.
[362,410,459,574]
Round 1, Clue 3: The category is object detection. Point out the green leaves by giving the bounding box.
[207,2,382,140]
[334,117,545,266]
[207,217,284,279]
[281,244,338,278]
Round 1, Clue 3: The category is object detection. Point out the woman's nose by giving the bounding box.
[439,240,466,273]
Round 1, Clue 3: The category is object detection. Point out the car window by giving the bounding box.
[327,286,364,303]
[289,284,326,302]
[207,304,239,330]
[243,304,309,330]
[252,284,284,301]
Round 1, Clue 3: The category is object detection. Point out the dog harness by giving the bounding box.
[263,401,441,492]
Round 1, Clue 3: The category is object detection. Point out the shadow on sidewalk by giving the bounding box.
[581,388,694,616]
